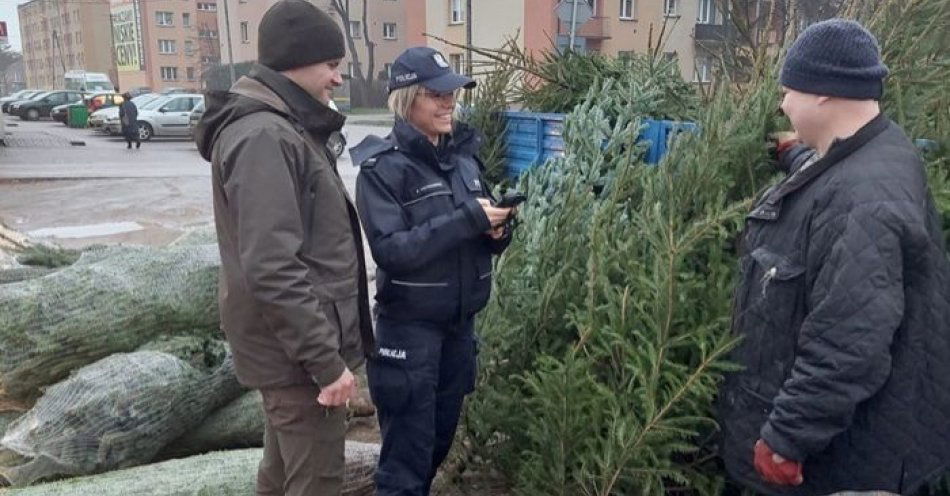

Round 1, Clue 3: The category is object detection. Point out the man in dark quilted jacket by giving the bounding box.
[718,18,950,495]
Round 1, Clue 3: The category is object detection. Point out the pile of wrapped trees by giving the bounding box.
[0,239,379,495]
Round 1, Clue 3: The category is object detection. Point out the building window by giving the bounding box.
[161,66,179,81]
[450,0,464,24]
[693,56,711,83]
[240,21,249,43]
[449,53,463,74]
[158,39,176,54]
[349,20,361,38]
[587,0,598,14]
[663,0,678,16]
[197,3,217,12]
[183,13,191,27]
[382,23,397,40]
[187,67,196,80]
[185,40,195,55]
[156,11,174,26]
[348,62,361,78]
[383,63,393,78]
[199,28,218,39]
[620,0,634,19]
[697,0,716,24]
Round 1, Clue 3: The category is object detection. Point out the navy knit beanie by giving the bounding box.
[781,18,889,100]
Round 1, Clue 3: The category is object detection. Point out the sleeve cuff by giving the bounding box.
[462,198,492,234]
[760,421,806,462]
[309,356,348,389]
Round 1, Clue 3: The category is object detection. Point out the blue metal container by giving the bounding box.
[640,119,700,164]
[502,111,698,178]
[502,111,566,179]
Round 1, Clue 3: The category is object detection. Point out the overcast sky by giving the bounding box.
[0,0,28,52]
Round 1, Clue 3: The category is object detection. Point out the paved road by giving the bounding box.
[0,116,391,249]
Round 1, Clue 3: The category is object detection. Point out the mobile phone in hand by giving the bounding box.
[496,191,527,209]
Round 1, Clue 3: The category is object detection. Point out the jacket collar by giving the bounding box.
[391,118,480,172]
[246,64,345,138]
[749,113,890,221]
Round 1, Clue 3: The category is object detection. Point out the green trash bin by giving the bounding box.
[67,104,89,129]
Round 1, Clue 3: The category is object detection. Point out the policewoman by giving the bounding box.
[350,47,514,495]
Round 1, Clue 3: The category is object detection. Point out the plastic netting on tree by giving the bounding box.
[2,443,380,496]
[0,244,220,400]
[159,390,263,459]
[0,345,243,487]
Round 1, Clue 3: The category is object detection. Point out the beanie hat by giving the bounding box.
[780,18,889,100]
[258,0,345,72]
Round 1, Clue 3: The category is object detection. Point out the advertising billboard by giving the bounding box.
[111,2,144,72]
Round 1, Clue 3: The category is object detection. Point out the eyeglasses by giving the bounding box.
[419,89,458,104]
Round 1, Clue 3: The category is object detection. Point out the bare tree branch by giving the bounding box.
[360,0,375,81]
[329,0,365,82]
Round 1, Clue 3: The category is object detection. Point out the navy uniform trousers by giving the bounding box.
[367,315,477,496]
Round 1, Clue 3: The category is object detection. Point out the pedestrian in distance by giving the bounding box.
[118,92,140,150]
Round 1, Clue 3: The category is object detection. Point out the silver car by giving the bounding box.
[98,93,163,135]
[126,94,204,141]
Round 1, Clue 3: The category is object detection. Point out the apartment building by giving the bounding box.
[596,0,726,83]
[216,0,425,81]
[424,0,541,75]
[18,0,116,89]
[110,0,221,92]
[424,0,727,84]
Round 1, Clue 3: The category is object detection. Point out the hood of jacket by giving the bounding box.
[195,64,345,161]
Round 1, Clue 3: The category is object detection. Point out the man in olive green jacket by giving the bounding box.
[195,1,373,495]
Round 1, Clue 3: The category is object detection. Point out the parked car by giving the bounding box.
[128,87,153,98]
[85,92,125,114]
[11,91,83,121]
[187,100,205,138]
[133,94,204,141]
[98,93,163,135]
[2,90,44,114]
[326,99,349,155]
[50,95,87,124]
[51,103,73,124]
[1,89,38,109]
[160,87,194,95]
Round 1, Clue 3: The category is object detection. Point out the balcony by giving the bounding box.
[694,23,727,43]
[572,16,611,40]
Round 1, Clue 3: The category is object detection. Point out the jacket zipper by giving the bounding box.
[391,279,449,288]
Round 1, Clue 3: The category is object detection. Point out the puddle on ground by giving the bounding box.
[28,222,143,239]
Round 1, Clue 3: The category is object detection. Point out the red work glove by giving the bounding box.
[768,131,801,162]
[754,439,804,486]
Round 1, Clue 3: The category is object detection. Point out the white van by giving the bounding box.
[64,71,114,93]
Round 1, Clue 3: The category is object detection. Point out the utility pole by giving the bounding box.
[221,0,236,86]
[568,0,579,51]
[465,0,472,77]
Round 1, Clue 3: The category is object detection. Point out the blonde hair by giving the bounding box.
[388,84,423,120]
